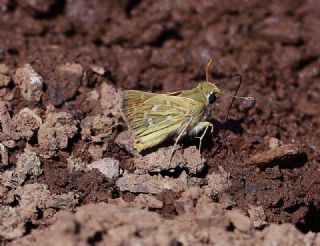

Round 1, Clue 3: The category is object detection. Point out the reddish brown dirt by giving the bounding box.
[1,0,320,244]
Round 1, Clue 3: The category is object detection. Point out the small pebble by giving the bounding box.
[269,137,280,149]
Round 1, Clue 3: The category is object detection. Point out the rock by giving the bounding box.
[175,197,195,215]
[90,65,105,75]
[47,63,83,106]
[247,206,268,228]
[58,62,83,75]
[66,156,86,172]
[0,182,80,241]
[80,114,117,142]
[0,105,42,142]
[87,158,121,180]
[180,187,204,200]
[255,224,306,246]
[0,183,8,202]
[247,144,306,168]
[0,63,9,74]
[0,206,26,240]
[38,112,78,158]
[204,172,231,196]
[133,145,204,175]
[11,108,42,140]
[0,183,50,240]
[12,151,42,186]
[99,82,121,117]
[11,201,319,246]
[0,143,9,167]
[14,64,43,102]
[269,137,280,149]
[132,194,164,209]
[219,193,237,209]
[116,171,188,194]
[193,196,230,229]
[227,210,252,233]
[0,74,10,87]
[2,140,15,149]
[0,101,12,135]
[46,192,79,209]
[87,144,107,161]
[15,184,51,219]
[115,130,136,155]
[1,149,42,188]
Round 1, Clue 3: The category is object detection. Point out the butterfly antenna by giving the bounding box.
[206,59,213,82]
[225,74,254,119]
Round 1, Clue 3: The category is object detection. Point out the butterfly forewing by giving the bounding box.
[121,90,158,119]
[122,92,199,151]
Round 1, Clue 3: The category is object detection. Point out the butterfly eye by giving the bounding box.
[208,93,216,103]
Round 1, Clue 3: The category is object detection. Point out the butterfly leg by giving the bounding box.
[193,121,214,155]
[169,123,190,164]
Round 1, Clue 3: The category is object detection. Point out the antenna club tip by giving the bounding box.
[245,96,256,106]
[245,96,256,101]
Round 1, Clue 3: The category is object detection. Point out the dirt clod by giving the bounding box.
[115,130,136,155]
[0,64,9,74]
[132,194,164,209]
[14,201,317,246]
[80,114,117,143]
[14,64,43,102]
[87,157,121,180]
[256,224,308,246]
[14,150,42,186]
[38,112,78,157]
[2,150,42,188]
[134,145,204,175]
[11,108,42,141]
[247,144,306,168]
[0,74,10,87]
[0,183,50,240]
[116,171,188,195]
[227,209,253,233]
[0,143,9,167]
[269,137,280,149]
[47,63,83,106]
[248,206,268,229]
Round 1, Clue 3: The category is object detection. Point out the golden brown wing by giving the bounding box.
[122,93,198,151]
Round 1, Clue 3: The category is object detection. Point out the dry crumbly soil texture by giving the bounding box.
[1,0,320,245]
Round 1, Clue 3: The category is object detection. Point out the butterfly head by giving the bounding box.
[198,81,221,104]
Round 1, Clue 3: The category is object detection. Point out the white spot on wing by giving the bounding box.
[151,104,160,112]
[147,118,154,127]
[165,100,171,106]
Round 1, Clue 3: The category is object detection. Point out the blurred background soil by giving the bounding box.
[1,0,320,245]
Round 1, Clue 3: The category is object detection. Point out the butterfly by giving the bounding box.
[121,60,255,162]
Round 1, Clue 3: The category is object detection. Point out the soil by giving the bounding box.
[1,0,320,245]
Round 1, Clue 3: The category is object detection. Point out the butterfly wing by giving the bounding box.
[121,90,159,120]
[122,94,198,151]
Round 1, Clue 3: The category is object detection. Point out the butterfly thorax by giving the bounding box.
[177,87,207,104]
[175,82,220,107]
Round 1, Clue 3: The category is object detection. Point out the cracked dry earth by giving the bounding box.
[1,1,320,245]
